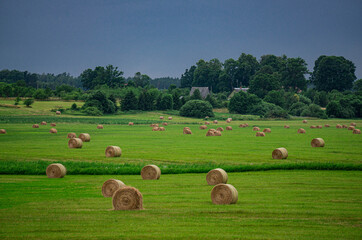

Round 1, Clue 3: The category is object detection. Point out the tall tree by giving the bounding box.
[133,72,151,88]
[180,66,196,88]
[248,72,282,98]
[281,57,308,91]
[80,65,124,90]
[193,59,222,92]
[260,54,286,73]
[310,56,356,91]
[237,53,259,87]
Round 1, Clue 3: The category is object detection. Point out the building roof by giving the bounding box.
[190,87,210,99]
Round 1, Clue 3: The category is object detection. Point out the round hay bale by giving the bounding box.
[50,123,56,127]
[353,129,361,134]
[152,127,160,131]
[213,120,218,124]
[162,122,168,126]
[150,124,159,127]
[226,126,232,130]
[205,121,210,125]
[316,125,323,129]
[206,129,216,136]
[206,168,228,185]
[239,124,247,128]
[67,132,76,138]
[336,124,342,128]
[256,132,265,137]
[56,111,61,115]
[214,130,222,136]
[183,128,192,134]
[324,124,330,127]
[310,125,316,129]
[128,122,134,126]
[348,126,355,130]
[226,119,231,123]
[284,125,290,129]
[79,133,90,142]
[342,124,348,128]
[168,117,173,120]
[102,179,125,198]
[211,184,238,205]
[105,146,122,157]
[217,127,224,132]
[112,187,143,210]
[0,129,6,134]
[159,127,165,131]
[303,120,308,123]
[68,138,83,148]
[350,122,356,126]
[311,138,325,147]
[46,163,66,178]
[263,128,271,133]
[97,125,104,129]
[32,124,39,128]
[298,128,306,134]
[200,125,207,130]
[227,118,232,121]
[272,147,288,159]
[41,121,47,125]
[252,127,260,131]
[244,123,249,127]
[49,128,57,134]
[141,165,161,180]
[159,116,164,119]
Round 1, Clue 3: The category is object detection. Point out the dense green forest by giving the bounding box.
[0,53,361,119]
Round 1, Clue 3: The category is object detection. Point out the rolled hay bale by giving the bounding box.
[46,163,66,178]
[112,187,143,210]
[227,118,232,121]
[102,179,125,197]
[128,122,134,126]
[162,122,168,126]
[239,124,247,128]
[353,129,361,134]
[213,120,218,124]
[284,125,290,129]
[206,129,216,136]
[217,127,224,132]
[256,132,265,137]
[226,119,231,123]
[49,128,57,134]
[79,133,90,142]
[0,129,6,134]
[183,127,192,134]
[50,123,56,127]
[141,164,161,180]
[214,130,222,136]
[56,111,61,115]
[272,147,288,159]
[336,124,342,128]
[325,124,330,127]
[168,117,173,120]
[67,132,76,139]
[97,125,104,129]
[159,116,164,120]
[310,125,316,129]
[205,121,210,125]
[303,120,308,123]
[226,126,232,130]
[298,128,306,134]
[41,121,47,125]
[348,126,355,130]
[350,122,356,126]
[206,168,228,185]
[311,138,325,147]
[159,127,166,131]
[200,125,207,130]
[211,184,238,205]
[342,124,348,129]
[150,124,159,127]
[252,127,260,131]
[152,127,160,131]
[317,125,323,129]
[32,124,39,128]
[68,138,83,148]
[105,146,122,157]
[244,123,249,127]
[263,128,271,133]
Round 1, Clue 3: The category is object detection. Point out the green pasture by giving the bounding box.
[0,171,361,240]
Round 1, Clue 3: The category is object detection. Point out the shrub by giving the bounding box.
[289,102,308,116]
[180,100,214,118]
[82,107,103,116]
[228,92,262,114]
[301,104,327,119]
[33,89,48,100]
[23,98,34,107]
[263,103,290,119]
[263,90,285,108]
[71,103,78,110]
[159,94,174,110]
[298,94,312,105]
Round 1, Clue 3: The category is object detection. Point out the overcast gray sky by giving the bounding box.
[0,0,361,79]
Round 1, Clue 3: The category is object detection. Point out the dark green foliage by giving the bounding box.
[82,90,116,114]
[171,89,182,110]
[23,98,34,107]
[150,77,180,89]
[289,102,308,116]
[71,103,78,110]
[298,94,312,105]
[138,91,154,111]
[159,94,174,110]
[205,94,220,108]
[32,89,48,100]
[190,88,202,100]
[132,72,150,88]
[179,100,214,118]
[263,103,290,119]
[81,107,103,116]
[248,73,282,98]
[121,90,138,111]
[326,95,362,118]
[313,91,328,107]
[281,57,308,91]
[80,65,125,90]
[301,104,327,119]
[353,79,362,92]
[228,91,262,114]
[14,96,20,105]
[181,66,196,88]
[264,90,285,107]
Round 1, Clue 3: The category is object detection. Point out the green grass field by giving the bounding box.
[0,99,361,239]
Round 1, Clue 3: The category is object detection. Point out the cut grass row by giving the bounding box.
[0,171,361,240]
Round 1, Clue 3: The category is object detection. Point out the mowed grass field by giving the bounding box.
[0,99,362,239]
